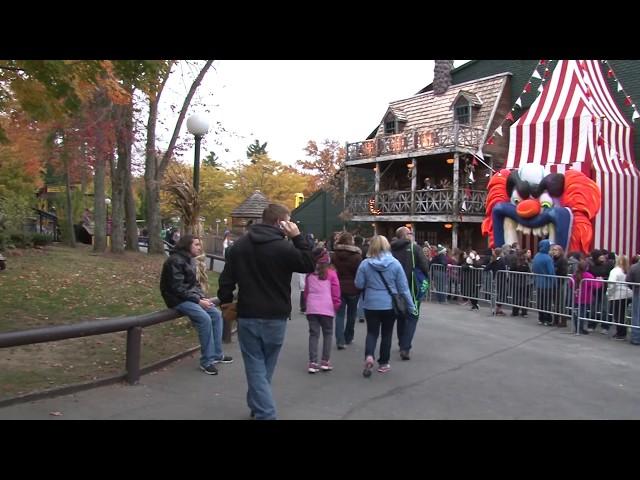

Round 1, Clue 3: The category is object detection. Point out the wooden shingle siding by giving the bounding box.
[371,73,510,140]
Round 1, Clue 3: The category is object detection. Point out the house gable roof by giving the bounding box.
[230,190,270,218]
[450,90,483,109]
[366,72,510,140]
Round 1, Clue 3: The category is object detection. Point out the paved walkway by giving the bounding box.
[1,294,639,419]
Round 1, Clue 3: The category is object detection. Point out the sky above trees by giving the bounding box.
[163,60,470,169]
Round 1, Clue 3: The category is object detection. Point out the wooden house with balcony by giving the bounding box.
[343,69,513,250]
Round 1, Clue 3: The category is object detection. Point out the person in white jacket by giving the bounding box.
[607,255,633,340]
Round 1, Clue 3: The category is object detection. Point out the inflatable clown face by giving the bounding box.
[481,164,601,255]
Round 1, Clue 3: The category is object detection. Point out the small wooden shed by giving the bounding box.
[230,190,270,234]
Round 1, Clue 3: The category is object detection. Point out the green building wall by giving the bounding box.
[291,190,345,242]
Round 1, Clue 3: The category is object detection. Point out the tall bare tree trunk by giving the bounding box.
[110,152,125,253]
[145,60,213,255]
[93,148,107,252]
[124,161,139,252]
[62,135,76,248]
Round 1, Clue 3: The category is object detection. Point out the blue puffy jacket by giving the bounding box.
[532,239,556,289]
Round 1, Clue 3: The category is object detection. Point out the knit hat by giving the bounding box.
[312,247,330,265]
[437,244,447,255]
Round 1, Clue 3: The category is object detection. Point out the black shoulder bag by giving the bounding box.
[376,270,409,318]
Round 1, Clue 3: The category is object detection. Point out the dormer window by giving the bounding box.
[450,90,482,126]
[384,120,396,135]
[381,107,407,136]
[455,105,470,125]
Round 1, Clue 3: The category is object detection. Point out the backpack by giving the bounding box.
[411,243,429,302]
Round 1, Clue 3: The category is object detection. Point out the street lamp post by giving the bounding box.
[186,114,210,192]
[105,197,111,246]
[216,218,221,237]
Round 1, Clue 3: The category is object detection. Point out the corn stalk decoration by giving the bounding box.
[163,167,208,293]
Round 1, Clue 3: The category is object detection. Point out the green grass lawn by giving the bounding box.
[0,244,221,400]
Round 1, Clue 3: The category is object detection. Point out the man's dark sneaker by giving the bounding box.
[337,344,346,350]
[400,350,411,361]
[200,364,219,375]
[214,355,233,364]
[358,318,365,323]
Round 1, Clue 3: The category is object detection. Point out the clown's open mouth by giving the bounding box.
[492,203,573,251]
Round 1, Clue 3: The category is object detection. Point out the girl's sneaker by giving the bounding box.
[377,364,391,373]
[363,355,374,378]
[308,362,320,374]
[320,360,333,371]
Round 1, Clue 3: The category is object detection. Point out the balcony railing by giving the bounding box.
[346,122,485,161]
[346,189,486,216]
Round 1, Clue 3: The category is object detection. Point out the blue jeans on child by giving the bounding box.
[175,301,224,368]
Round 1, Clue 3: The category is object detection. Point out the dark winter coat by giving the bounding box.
[331,244,363,296]
[160,250,205,308]
[390,238,430,297]
[217,223,315,319]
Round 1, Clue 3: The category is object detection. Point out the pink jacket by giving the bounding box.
[304,269,341,317]
[574,271,596,304]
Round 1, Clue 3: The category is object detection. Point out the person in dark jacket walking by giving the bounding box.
[160,235,232,376]
[217,204,314,420]
[331,232,362,348]
[390,226,429,360]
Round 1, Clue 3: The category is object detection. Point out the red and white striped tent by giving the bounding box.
[506,59,640,257]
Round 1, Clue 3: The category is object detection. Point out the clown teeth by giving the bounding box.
[542,225,549,236]
[516,224,523,232]
[548,223,556,244]
[522,226,531,235]
[532,227,541,237]
[503,218,518,246]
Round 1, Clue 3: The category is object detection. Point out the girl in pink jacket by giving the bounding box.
[304,247,341,373]
[573,260,596,334]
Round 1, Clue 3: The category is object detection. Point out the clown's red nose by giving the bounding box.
[516,199,541,218]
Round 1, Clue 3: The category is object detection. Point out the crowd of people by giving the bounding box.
[159,204,431,419]
[425,239,640,344]
[159,206,639,419]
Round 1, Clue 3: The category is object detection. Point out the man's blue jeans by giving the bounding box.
[397,310,419,352]
[175,301,223,368]
[237,317,287,420]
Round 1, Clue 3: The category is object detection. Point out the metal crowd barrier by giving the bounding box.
[428,264,640,341]
[575,278,640,337]
[429,264,494,307]
[495,270,575,324]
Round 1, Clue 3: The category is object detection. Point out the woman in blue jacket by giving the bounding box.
[355,235,415,377]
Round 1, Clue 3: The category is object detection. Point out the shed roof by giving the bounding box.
[231,190,270,218]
